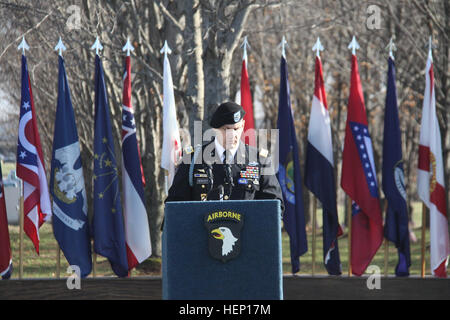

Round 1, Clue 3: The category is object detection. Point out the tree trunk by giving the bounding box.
[185,0,205,138]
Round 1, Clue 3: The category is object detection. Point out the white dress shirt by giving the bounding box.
[214,138,239,164]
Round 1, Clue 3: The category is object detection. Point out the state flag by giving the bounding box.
[16,54,52,254]
[305,55,342,275]
[341,53,383,276]
[417,46,450,277]
[51,55,92,278]
[121,55,152,271]
[0,162,12,279]
[92,54,128,277]
[277,54,307,274]
[382,56,411,276]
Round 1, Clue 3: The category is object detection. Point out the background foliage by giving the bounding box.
[0,0,448,263]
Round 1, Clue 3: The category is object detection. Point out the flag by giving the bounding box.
[160,50,181,192]
[382,56,411,277]
[305,56,342,275]
[341,53,383,276]
[277,55,307,273]
[0,162,13,279]
[50,56,92,278]
[417,47,450,277]
[16,54,52,254]
[240,56,256,146]
[121,55,152,271]
[253,85,266,129]
[92,54,128,277]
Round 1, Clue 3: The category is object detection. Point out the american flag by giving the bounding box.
[16,55,51,254]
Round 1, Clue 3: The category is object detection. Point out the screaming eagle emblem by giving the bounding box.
[204,211,243,262]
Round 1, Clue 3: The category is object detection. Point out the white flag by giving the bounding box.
[417,48,450,277]
[161,52,181,192]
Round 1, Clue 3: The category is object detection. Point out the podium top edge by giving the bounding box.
[164,199,281,208]
[165,199,281,205]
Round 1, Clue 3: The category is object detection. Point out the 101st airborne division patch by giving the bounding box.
[204,210,244,262]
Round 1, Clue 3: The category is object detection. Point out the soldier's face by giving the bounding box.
[216,120,245,150]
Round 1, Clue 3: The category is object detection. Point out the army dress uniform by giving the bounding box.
[165,101,284,212]
[165,138,284,213]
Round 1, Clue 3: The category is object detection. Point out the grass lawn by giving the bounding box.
[6,201,434,278]
[281,201,430,276]
[281,221,430,276]
[1,162,15,178]
[7,223,161,278]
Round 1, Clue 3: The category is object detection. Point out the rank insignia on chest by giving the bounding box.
[240,165,259,179]
[238,178,248,185]
[196,178,209,184]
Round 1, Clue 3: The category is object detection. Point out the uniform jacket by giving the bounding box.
[165,138,284,213]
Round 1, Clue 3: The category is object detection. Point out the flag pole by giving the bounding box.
[54,37,65,280]
[383,38,395,279]
[17,37,29,280]
[345,36,360,278]
[90,36,103,279]
[309,37,323,278]
[421,203,426,277]
[383,201,389,277]
[240,36,251,66]
[347,197,352,277]
[19,184,24,279]
[311,196,317,276]
[56,245,61,278]
[93,248,97,277]
[383,239,389,277]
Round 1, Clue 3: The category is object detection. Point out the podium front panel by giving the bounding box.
[162,200,282,300]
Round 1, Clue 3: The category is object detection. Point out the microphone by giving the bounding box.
[205,162,214,196]
[218,185,224,201]
[224,164,234,187]
[223,150,234,199]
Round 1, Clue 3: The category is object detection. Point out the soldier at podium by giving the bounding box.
[165,101,284,213]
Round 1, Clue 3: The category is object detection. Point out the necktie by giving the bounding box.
[223,150,234,188]
[223,150,233,164]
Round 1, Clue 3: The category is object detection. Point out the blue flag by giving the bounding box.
[50,56,92,277]
[277,56,307,273]
[382,57,411,277]
[92,55,128,277]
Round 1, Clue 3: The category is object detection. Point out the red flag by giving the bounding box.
[0,162,12,279]
[240,59,256,146]
[341,54,383,276]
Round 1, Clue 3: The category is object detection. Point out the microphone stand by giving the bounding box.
[205,163,214,200]
[224,163,234,200]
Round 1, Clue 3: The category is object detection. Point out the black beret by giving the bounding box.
[209,101,246,128]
